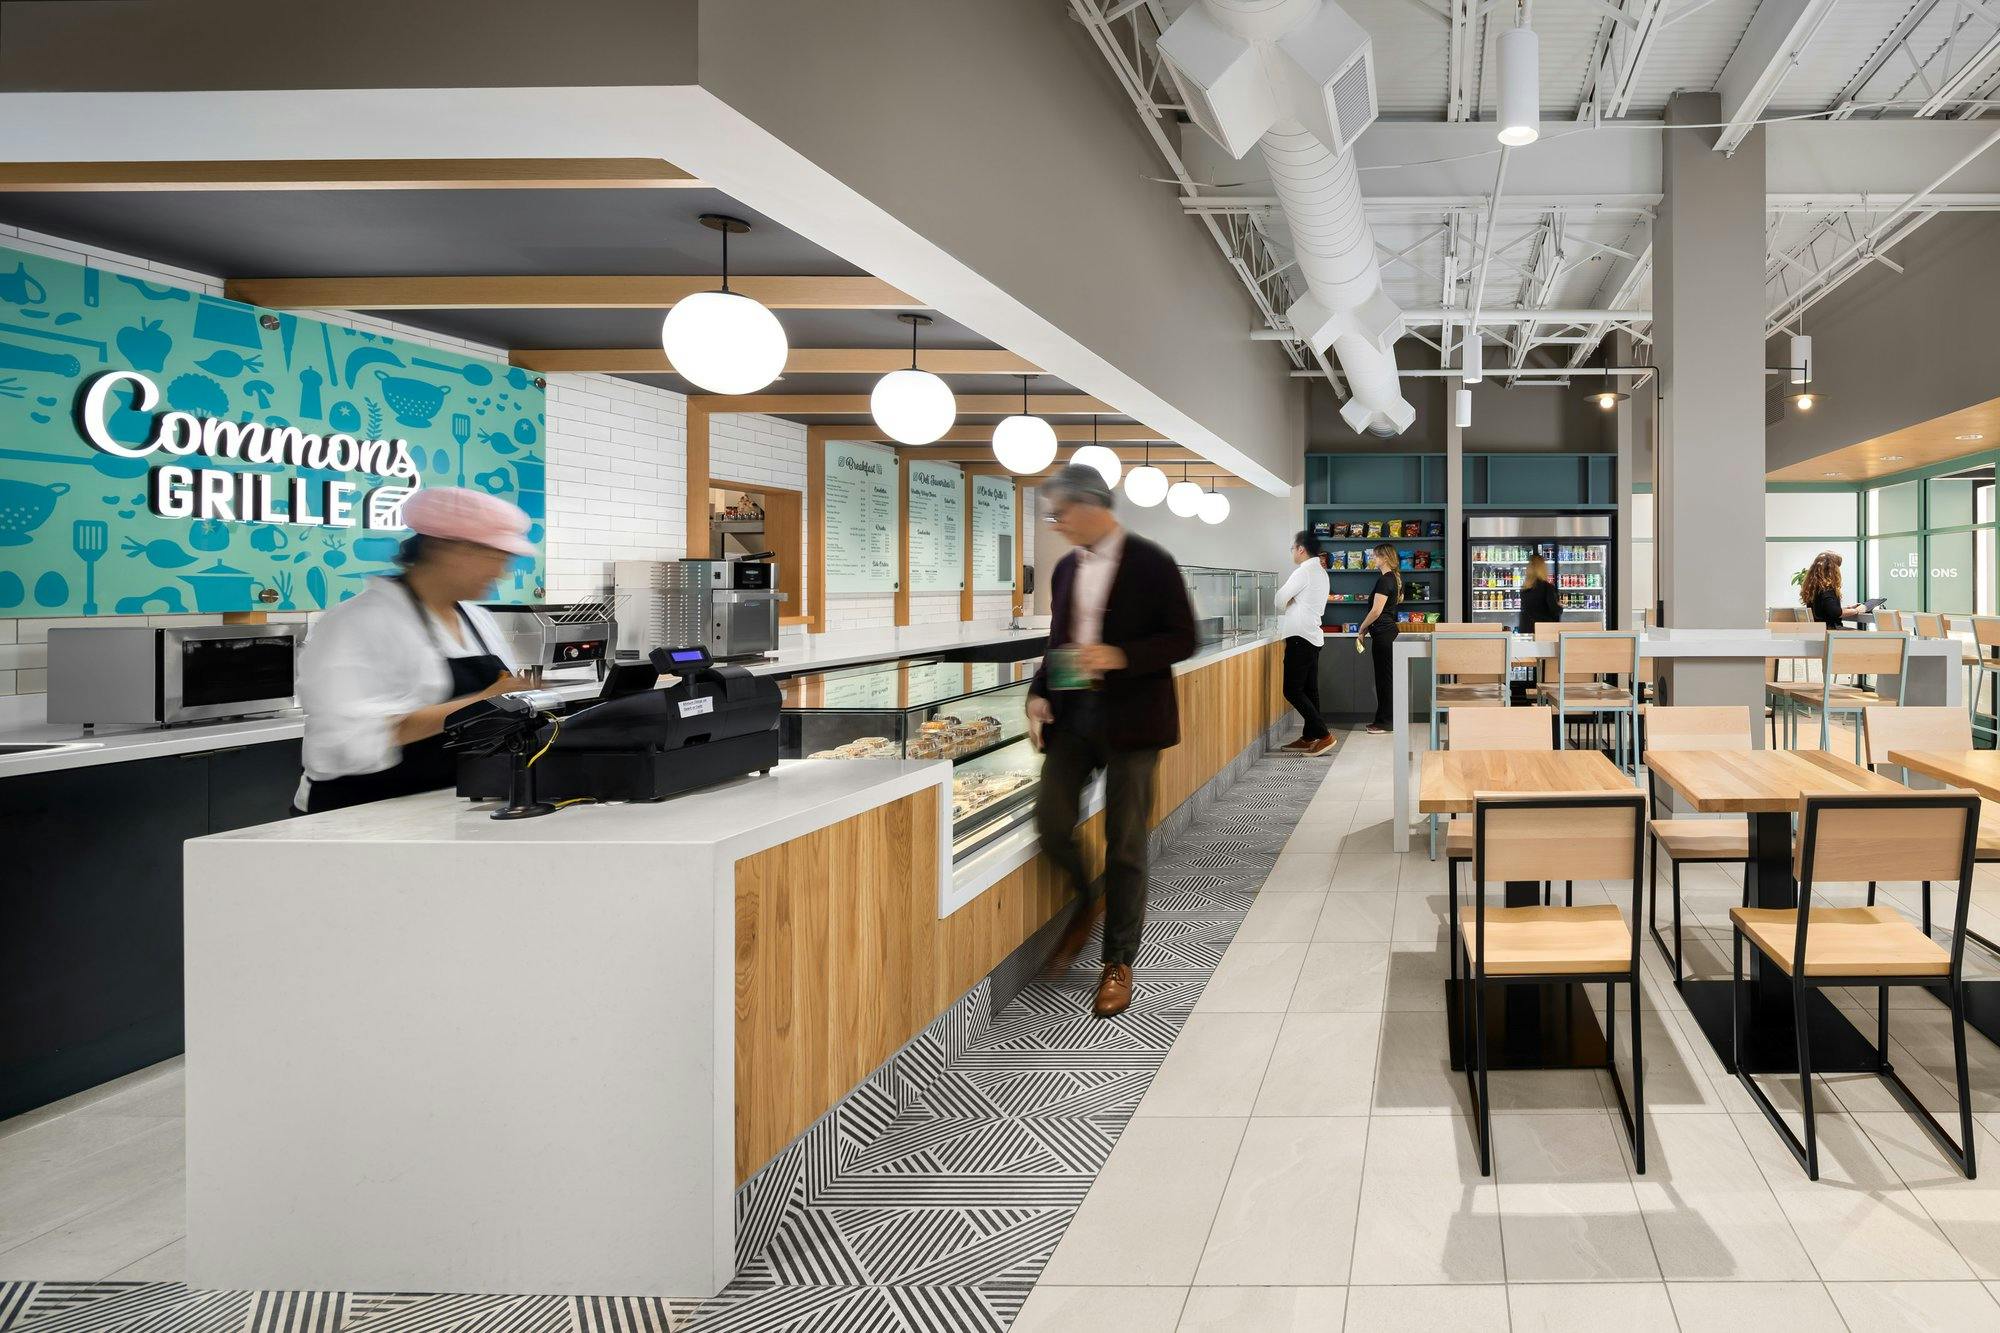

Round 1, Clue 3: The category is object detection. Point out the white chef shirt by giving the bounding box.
[295,577,516,798]
[1277,558,1331,647]
[1069,527,1125,646]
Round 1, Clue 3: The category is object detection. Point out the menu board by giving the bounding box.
[970,474,1017,591]
[906,461,965,592]
[824,440,899,594]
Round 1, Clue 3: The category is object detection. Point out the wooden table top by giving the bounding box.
[1887,749,2000,804]
[1645,748,1906,813]
[1418,749,1636,814]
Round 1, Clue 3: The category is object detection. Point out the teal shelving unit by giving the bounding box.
[1304,454,1447,632]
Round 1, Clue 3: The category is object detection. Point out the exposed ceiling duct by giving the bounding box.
[1158,0,1415,437]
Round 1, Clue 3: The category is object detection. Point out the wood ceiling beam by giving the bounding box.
[0,158,702,191]
[224,275,918,311]
[510,347,1041,375]
[695,393,1113,415]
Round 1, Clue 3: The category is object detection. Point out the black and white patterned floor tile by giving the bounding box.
[0,752,1331,1333]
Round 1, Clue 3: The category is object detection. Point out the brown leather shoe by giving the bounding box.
[1044,899,1104,978]
[1280,736,1315,751]
[1304,735,1337,755]
[1093,963,1134,1018]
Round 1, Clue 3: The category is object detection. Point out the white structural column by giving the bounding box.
[1609,329,1643,630]
[1445,376,1465,621]
[1654,93,1767,707]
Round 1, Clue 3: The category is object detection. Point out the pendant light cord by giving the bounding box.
[719,225,731,295]
[911,316,920,370]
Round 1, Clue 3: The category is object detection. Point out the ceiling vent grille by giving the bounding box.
[1326,56,1375,154]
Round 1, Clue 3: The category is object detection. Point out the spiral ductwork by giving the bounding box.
[1160,0,1415,435]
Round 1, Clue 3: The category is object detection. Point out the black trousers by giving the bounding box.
[1283,636,1329,740]
[1368,624,1398,727]
[1034,711,1161,967]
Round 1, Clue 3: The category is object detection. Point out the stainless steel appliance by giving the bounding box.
[48,624,299,727]
[479,601,615,682]
[614,557,783,661]
[1463,514,1617,627]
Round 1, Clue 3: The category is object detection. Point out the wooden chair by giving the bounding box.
[1732,790,1981,1180]
[1913,612,1948,640]
[1436,706,1556,871]
[1860,705,2000,937]
[1875,608,1905,632]
[1460,790,1648,1176]
[1764,621,1826,748]
[1537,630,1642,772]
[1970,617,2000,744]
[1428,633,1514,857]
[1769,630,1909,759]
[1641,706,1755,986]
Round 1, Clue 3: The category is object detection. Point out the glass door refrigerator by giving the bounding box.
[1464,515,1615,627]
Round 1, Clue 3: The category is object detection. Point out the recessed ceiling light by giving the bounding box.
[1958,433,1984,441]
[1823,471,1845,478]
[1881,454,1904,462]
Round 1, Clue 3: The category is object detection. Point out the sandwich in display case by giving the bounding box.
[778,659,1042,858]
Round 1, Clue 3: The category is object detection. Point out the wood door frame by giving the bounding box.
[708,475,808,629]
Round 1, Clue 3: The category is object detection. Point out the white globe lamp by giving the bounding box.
[660,216,789,395]
[1124,464,1169,507]
[869,313,957,444]
[1167,479,1205,517]
[992,375,1058,474]
[1071,444,1123,488]
[1199,489,1230,524]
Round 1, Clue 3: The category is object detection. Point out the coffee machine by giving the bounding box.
[614,557,783,661]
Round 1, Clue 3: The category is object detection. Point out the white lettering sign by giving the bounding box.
[77,369,421,529]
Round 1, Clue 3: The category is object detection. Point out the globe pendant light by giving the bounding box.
[1124,440,1169,507]
[992,374,1058,474]
[1198,480,1230,525]
[1070,415,1123,488]
[661,214,789,395]
[870,313,957,444]
[1166,464,1205,518]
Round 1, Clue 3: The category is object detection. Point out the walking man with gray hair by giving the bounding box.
[1028,463,1198,1018]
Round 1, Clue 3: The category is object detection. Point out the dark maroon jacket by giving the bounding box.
[1028,530,1199,752]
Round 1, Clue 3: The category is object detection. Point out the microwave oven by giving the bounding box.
[48,624,300,727]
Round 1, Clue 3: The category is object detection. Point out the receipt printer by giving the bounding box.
[454,645,781,804]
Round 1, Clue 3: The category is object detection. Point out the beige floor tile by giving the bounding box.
[1507,1282,1676,1331]
[1667,1280,1844,1329]
[1266,854,1339,894]
[1734,1111,1975,1281]
[0,1175,183,1281]
[1039,1118,1246,1287]
[1391,890,1452,945]
[1236,891,1332,943]
[1196,942,1311,1014]
[1338,816,1399,854]
[1371,1010,1474,1116]
[1314,892,1398,942]
[1289,943,1392,1012]
[1382,943,1450,1012]
[1255,1012,1383,1117]
[1627,1112,1817,1280]
[1012,1285,1187,1332]
[1331,854,1403,894]
[1195,1117,1368,1285]
[1855,1110,2000,1279]
[1176,1286,1344,1331]
[1348,1114,1503,1285]
[1826,1279,2000,1330]
[0,1120,183,1255]
[105,1237,182,1282]
[1341,1284,1509,1331]
[1493,1112,1661,1282]
[1284,821,1348,856]
[1137,1014,1284,1119]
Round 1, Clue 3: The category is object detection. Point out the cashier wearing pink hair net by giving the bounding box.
[293,487,536,814]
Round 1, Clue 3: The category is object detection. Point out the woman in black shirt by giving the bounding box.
[1799,551,1864,628]
[1358,542,1402,733]
[1517,552,1563,632]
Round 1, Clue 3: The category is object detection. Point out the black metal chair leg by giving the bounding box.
[1671,863,1683,984]
[1878,985,1890,1073]
[1867,880,1876,906]
[1731,928,1745,1076]
[1565,880,1573,906]
[1955,982,1978,1180]
[1923,881,1933,937]
[1796,978,1819,1181]
[1472,977,1491,1177]
[1631,976,1646,1173]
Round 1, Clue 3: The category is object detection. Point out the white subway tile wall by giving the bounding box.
[0,227,965,698]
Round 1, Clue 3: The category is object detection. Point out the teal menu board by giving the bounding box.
[971,473,1016,591]
[824,440,899,594]
[0,243,544,617]
[906,460,964,592]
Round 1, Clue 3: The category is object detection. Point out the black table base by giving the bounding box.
[1445,877,1609,1072]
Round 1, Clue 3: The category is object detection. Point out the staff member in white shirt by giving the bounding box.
[293,487,534,814]
[1276,530,1334,754]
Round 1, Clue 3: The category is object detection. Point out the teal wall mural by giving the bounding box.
[0,243,545,618]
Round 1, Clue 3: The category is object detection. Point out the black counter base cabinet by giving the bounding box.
[0,740,302,1122]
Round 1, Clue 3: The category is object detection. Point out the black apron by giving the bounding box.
[301,581,507,814]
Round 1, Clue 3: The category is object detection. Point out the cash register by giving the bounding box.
[445,645,781,816]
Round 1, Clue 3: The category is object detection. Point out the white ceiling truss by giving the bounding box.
[1077,0,2000,399]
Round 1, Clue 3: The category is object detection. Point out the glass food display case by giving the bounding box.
[778,658,1042,858]
[1183,566,1281,645]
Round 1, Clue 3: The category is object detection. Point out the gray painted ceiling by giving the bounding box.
[0,184,1113,424]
